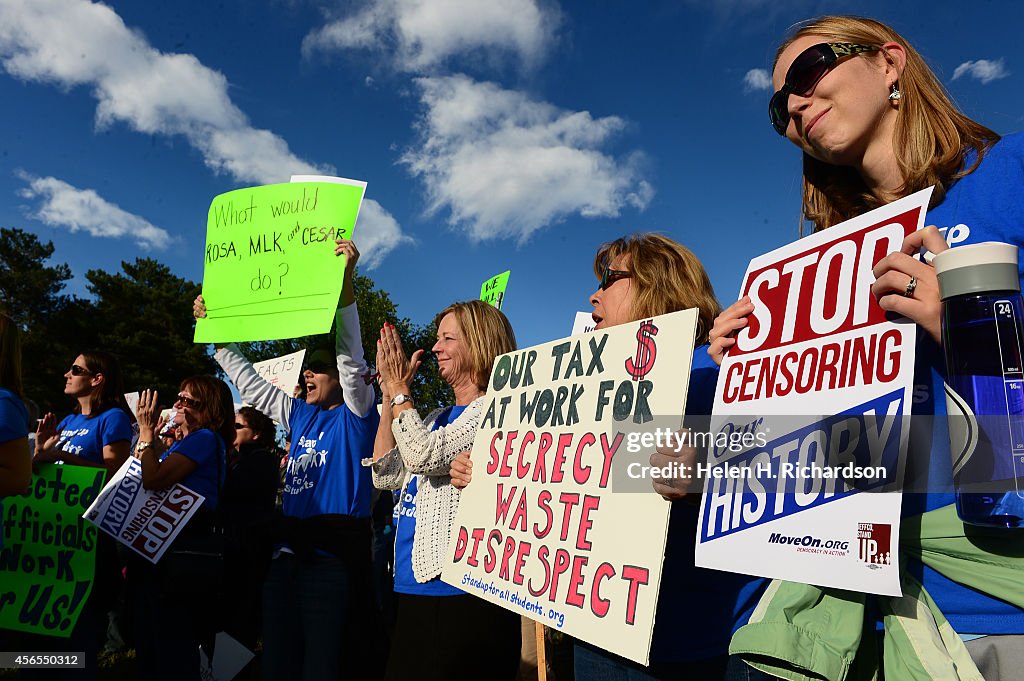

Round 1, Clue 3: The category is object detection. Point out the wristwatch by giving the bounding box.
[390,394,414,408]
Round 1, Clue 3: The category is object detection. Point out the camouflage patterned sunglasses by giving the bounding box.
[769,42,879,135]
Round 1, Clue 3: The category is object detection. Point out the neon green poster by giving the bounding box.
[194,178,366,343]
[480,270,511,310]
[0,464,106,637]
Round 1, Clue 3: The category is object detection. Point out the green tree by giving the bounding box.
[86,258,216,407]
[0,227,92,412]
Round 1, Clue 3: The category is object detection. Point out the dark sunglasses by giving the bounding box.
[304,360,334,374]
[769,42,878,135]
[599,267,632,290]
[175,393,201,409]
[234,422,249,430]
[69,364,93,377]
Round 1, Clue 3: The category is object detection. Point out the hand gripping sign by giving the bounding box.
[695,188,933,596]
[84,457,204,564]
[443,308,699,665]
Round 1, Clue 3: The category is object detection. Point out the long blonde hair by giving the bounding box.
[775,16,1000,231]
[593,233,720,347]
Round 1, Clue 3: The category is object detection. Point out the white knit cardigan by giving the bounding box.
[369,396,485,583]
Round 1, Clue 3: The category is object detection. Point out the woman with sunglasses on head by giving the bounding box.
[450,235,770,681]
[194,239,379,681]
[709,16,1024,679]
[34,351,133,479]
[371,300,521,681]
[130,374,235,681]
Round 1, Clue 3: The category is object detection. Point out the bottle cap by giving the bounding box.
[932,242,1020,299]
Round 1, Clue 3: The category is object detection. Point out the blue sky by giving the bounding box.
[1,0,1022,350]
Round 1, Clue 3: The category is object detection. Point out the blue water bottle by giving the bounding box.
[934,242,1024,528]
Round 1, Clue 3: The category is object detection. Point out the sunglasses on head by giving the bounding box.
[175,393,201,409]
[769,42,878,135]
[599,266,631,291]
[69,364,93,377]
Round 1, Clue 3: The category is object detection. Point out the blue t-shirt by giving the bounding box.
[0,388,29,550]
[55,409,133,465]
[283,397,379,519]
[902,132,1024,634]
[162,429,224,510]
[393,405,466,597]
[648,346,768,662]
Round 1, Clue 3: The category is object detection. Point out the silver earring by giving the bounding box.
[889,83,902,101]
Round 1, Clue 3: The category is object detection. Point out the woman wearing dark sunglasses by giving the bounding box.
[711,15,1024,680]
[130,374,235,681]
[34,351,134,478]
[451,234,769,681]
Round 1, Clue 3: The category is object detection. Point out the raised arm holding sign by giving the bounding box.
[194,178,366,344]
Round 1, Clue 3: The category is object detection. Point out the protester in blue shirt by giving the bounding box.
[129,374,234,681]
[0,312,30,515]
[34,350,133,478]
[710,15,1024,679]
[372,300,520,681]
[450,235,770,681]
[195,239,380,681]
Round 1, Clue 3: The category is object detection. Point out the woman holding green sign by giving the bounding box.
[371,300,521,681]
[195,238,380,681]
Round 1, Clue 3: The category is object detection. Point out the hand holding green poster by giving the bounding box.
[0,464,105,637]
[194,178,366,343]
[480,270,510,310]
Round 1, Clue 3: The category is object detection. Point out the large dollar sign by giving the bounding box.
[625,319,659,380]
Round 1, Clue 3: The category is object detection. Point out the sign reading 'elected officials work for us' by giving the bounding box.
[442,308,699,665]
[194,178,366,343]
[0,464,105,637]
[695,188,932,597]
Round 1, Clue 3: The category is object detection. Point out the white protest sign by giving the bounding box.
[571,311,595,336]
[124,392,140,419]
[199,632,255,681]
[694,188,933,597]
[443,308,699,665]
[83,456,205,564]
[252,349,306,395]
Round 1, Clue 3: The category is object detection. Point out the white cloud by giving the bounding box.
[743,68,771,92]
[17,172,172,250]
[356,200,415,269]
[0,0,411,266]
[400,75,652,243]
[952,58,1010,84]
[303,0,557,72]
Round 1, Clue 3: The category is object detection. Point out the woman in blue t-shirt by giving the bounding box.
[0,313,31,508]
[34,350,133,478]
[130,374,234,681]
[450,235,770,681]
[371,300,521,681]
[710,15,1024,678]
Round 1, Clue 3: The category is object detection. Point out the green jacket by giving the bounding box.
[728,505,1024,681]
